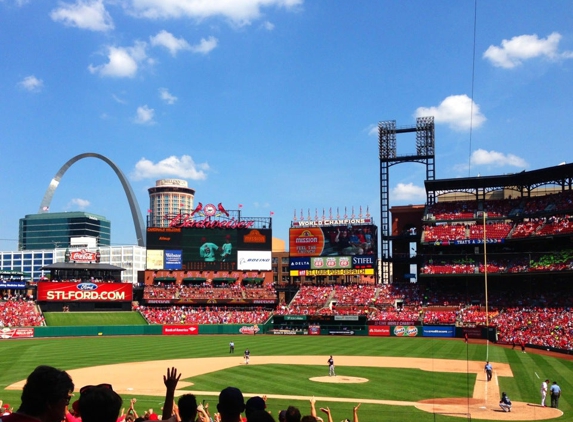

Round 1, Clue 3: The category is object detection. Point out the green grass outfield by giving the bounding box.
[0,329,571,421]
[44,312,147,326]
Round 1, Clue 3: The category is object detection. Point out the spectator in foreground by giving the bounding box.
[247,410,275,422]
[78,384,122,422]
[284,406,301,422]
[217,387,245,422]
[245,396,267,421]
[3,365,74,422]
[177,394,198,422]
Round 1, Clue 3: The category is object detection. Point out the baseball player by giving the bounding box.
[499,392,512,412]
[328,355,335,377]
[199,238,219,262]
[244,348,250,365]
[541,379,549,406]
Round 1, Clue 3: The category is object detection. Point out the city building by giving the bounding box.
[0,249,54,281]
[19,212,111,250]
[0,245,146,283]
[148,179,195,228]
[53,245,146,283]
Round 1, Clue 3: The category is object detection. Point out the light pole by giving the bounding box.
[482,211,489,361]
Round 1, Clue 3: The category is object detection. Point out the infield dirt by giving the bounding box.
[7,355,562,420]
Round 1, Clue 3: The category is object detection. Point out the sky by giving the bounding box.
[1,1,573,251]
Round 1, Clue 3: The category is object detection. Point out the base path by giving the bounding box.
[6,356,562,420]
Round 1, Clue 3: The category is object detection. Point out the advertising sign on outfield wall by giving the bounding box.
[162,325,198,335]
[422,326,455,337]
[392,325,420,337]
[368,326,391,336]
[0,327,34,339]
[37,282,133,302]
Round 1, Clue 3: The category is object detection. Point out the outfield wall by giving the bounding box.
[22,323,484,339]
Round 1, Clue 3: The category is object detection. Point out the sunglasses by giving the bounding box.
[79,384,113,395]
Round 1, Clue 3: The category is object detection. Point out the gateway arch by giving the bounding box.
[38,152,146,247]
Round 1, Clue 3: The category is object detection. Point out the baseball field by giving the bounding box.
[1,313,571,422]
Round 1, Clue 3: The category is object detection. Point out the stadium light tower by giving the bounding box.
[378,117,435,284]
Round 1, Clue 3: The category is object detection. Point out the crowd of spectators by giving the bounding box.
[425,190,573,222]
[422,219,573,243]
[138,305,272,325]
[143,283,277,301]
[421,252,573,275]
[0,298,45,327]
[493,307,572,350]
[11,363,361,422]
[2,277,573,352]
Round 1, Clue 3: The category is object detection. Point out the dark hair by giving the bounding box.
[217,386,245,417]
[19,365,74,416]
[177,394,198,422]
[247,410,275,422]
[79,385,122,422]
[285,406,301,422]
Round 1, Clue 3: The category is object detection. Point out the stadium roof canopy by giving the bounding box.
[425,163,573,196]
[41,262,125,271]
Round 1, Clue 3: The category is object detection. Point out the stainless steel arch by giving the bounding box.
[38,153,146,247]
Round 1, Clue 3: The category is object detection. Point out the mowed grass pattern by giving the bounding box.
[0,333,571,421]
[44,312,147,326]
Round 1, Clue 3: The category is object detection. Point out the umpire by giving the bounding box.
[484,362,493,382]
[550,381,561,408]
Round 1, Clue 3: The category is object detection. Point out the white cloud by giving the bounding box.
[415,95,486,131]
[470,149,528,168]
[391,183,426,202]
[132,155,210,180]
[88,41,147,78]
[112,94,127,104]
[159,88,177,104]
[483,32,573,69]
[18,75,43,92]
[262,21,275,31]
[50,0,114,31]
[133,105,155,124]
[127,0,302,26]
[190,36,218,54]
[366,124,378,136]
[68,198,90,210]
[150,30,191,56]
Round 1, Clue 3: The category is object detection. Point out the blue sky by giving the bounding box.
[1,0,573,250]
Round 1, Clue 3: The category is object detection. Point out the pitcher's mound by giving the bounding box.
[310,376,369,383]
